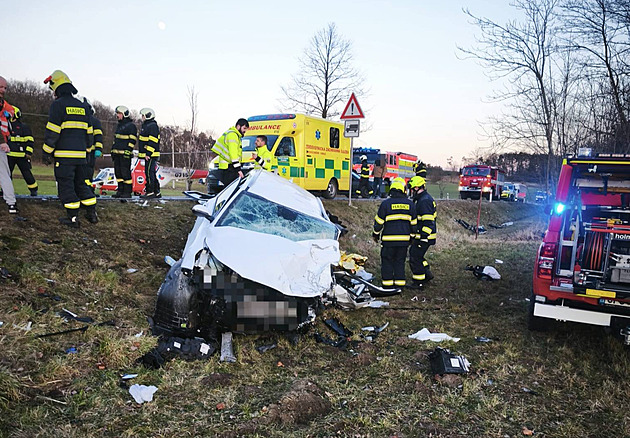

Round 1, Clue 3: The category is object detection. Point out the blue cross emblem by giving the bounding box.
[315,129,321,140]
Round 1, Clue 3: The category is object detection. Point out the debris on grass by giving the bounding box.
[121,374,138,380]
[429,347,470,374]
[465,265,501,280]
[256,343,277,354]
[475,336,492,343]
[65,347,77,354]
[60,308,94,323]
[220,332,236,363]
[126,268,138,274]
[0,267,12,279]
[408,328,460,342]
[367,300,389,308]
[129,384,158,404]
[324,318,353,338]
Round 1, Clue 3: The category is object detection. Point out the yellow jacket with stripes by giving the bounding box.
[43,85,93,164]
[138,119,160,159]
[111,118,137,157]
[412,190,437,245]
[211,127,243,170]
[373,190,417,247]
[8,120,34,158]
[254,145,272,170]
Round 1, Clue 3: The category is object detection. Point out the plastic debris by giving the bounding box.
[429,347,470,374]
[465,265,501,280]
[65,347,77,354]
[13,321,32,331]
[494,259,504,264]
[0,322,3,328]
[0,267,12,279]
[60,308,94,323]
[121,373,138,380]
[475,336,492,343]
[324,318,353,338]
[367,300,389,308]
[126,268,138,274]
[220,332,237,363]
[256,343,277,354]
[408,328,460,342]
[361,322,389,341]
[134,331,143,338]
[129,384,158,404]
[164,255,176,267]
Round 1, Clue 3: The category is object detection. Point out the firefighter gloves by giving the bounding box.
[42,152,53,165]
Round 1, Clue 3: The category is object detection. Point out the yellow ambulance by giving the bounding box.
[241,114,351,198]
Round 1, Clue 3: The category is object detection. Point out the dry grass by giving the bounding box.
[1,197,629,437]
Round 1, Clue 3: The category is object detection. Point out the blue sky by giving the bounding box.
[2,0,517,167]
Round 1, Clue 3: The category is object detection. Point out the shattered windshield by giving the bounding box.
[215,191,338,241]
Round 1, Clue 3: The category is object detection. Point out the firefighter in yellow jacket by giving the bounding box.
[111,105,137,198]
[408,176,437,289]
[42,70,97,227]
[210,118,249,186]
[372,177,417,288]
[253,135,272,170]
[8,106,38,196]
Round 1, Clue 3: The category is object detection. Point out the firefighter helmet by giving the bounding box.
[140,107,155,120]
[43,70,72,92]
[390,177,406,193]
[360,155,367,161]
[115,105,130,118]
[11,106,21,121]
[409,176,426,188]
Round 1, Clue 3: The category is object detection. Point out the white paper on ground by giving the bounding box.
[408,328,460,342]
[129,384,158,404]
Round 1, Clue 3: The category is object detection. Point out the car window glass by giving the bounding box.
[275,137,296,157]
[216,192,338,241]
[329,127,339,149]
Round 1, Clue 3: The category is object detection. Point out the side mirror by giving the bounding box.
[192,205,214,222]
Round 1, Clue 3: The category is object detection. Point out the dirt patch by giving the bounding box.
[353,352,377,366]
[200,373,233,387]
[262,379,331,425]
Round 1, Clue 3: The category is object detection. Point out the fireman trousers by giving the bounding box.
[356,178,374,197]
[54,163,96,216]
[144,157,160,194]
[113,155,132,194]
[8,157,37,191]
[409,242,433,282]
[380,245,408,288]
[83,152,96,195]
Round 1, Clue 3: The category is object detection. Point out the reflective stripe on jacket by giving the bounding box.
[211,127,242,170]
[111,118,137,157]
[139,120,160,159]
[8,120,34,157]
[254,145,272,170]
[373,191,417,246]
[413,190,437,244]
[43,84,92,164]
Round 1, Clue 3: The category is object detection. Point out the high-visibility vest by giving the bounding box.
[211,126,242,170]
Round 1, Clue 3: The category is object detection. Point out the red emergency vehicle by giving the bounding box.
[530,152,630,343]
[352,147,417,181]
[458,164,505,200]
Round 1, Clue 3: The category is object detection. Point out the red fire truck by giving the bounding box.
[352,147,417,180]
[458,164,505,200]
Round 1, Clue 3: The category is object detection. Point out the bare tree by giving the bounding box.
[281,23,366,119]
[560,0,630,151]
[459,0,560,193]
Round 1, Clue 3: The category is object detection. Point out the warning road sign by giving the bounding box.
[340,93,365,119]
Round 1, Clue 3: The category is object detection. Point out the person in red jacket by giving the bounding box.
[0,76,18,214]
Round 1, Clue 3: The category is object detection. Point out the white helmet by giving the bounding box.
[115,105,130,118]
[360,155,367,161]
[140,107,155,120]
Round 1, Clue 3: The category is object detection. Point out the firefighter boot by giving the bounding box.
[425,270,434,282]
[120,183,132,199]
[407,281,424,290]
[59,211,80,228]
[85,206,99,224]
[29,188,38,197]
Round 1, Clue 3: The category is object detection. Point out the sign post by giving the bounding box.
[341,93,365,206]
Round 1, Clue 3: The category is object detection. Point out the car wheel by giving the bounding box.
[323,178,338,199]
[460,193,467,200]
[527,294,551,332]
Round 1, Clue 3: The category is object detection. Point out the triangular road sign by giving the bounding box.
[340,93,365,119]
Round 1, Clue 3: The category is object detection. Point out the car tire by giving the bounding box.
[460,193,467,200]
[323,178,338,199]
[527,294,552,332]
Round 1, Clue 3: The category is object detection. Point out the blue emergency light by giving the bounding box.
[248,114,296,122]
[554,202,565,215]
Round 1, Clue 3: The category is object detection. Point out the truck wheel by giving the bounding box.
[527,295,551,332]
[323,178,338,199]
[460,193,467,200]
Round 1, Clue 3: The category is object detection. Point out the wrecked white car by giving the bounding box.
[152,169,342,336]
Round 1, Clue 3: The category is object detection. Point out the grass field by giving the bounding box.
[1,196,629,437]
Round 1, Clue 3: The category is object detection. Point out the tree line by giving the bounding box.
[5,79,215,172]
[460,0,630,192]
